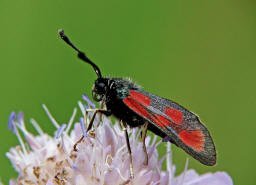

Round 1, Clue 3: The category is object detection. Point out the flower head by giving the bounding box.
[6,96,233,185]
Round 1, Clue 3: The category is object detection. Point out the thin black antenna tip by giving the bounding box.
[58,29,80,52]
[58,29,69,44]
[58,29,65,39]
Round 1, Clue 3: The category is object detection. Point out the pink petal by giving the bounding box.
[189,172,233,185]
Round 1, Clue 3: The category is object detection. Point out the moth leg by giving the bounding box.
[73,135,85,151]
[73,109,111,151]
[120,120,134,179]
[119,179,131,185]
[96,102,105,127]
[86,109,111,132]
[141,121,149,166]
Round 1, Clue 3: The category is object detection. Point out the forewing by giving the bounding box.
[123,89,216,166]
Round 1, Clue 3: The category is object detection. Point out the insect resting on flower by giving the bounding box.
[58,29,216,179]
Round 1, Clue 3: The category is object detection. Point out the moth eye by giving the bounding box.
[98,82,105,89]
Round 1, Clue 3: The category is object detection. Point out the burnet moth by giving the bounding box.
[58,30,216,178]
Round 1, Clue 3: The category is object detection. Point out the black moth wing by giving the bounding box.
[122,89,216,166]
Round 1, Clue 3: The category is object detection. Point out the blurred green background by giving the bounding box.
[1,0,255,184]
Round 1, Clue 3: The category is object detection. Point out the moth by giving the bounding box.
[58,30,216,178]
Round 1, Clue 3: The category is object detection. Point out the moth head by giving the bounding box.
[92,78,109,102]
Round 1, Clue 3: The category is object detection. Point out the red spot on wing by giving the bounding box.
[155,115,171,127]
[130,91,151,106]
[123,97,150,118]
[165,107,183,124]
[179,130,205,152]
[123,96,166,129]
[124,94,177,130]
[151,115,165,128]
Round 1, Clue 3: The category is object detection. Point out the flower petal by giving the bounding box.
[8,112,16,133]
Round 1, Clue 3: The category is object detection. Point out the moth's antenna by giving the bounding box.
[58,29,102,78]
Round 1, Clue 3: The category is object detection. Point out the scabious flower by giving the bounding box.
[6,95,233,185]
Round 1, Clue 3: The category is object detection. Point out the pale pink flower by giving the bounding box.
[6,95,233,185]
